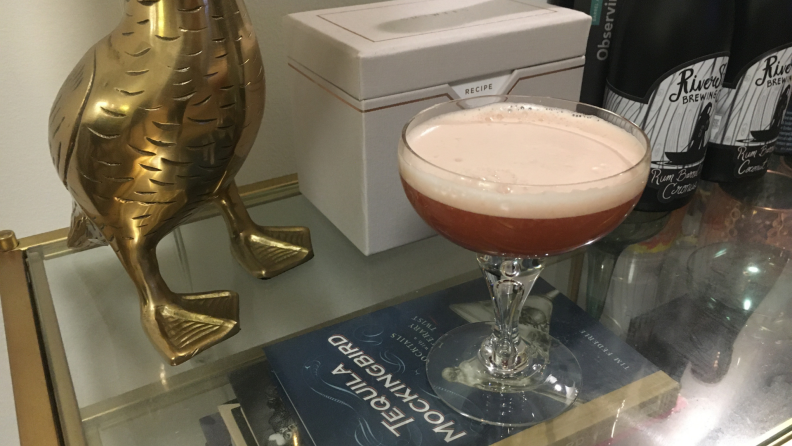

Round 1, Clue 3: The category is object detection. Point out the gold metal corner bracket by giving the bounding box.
[0,248,61,446]
[0,230,19,252]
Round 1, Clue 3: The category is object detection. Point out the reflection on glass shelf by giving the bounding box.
[42,195,479,409]
[35,192,578,446]
[88,384,237,446]
[578,171,792,445]
[37,193,578,446]
[624,253,792,445]
[34,179,792,445]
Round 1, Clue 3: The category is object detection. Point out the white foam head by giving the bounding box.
[399,103,649,219]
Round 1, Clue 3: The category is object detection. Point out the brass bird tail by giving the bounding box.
[66,202,106,250]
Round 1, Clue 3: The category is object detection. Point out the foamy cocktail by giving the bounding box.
[400,102,648,257]
[398,96,650,427]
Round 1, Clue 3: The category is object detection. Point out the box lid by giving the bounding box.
[284,0,591,100]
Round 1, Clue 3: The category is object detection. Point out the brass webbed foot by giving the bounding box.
[217,182,314,279]
[230,225,314,279]
[144,291,240,366]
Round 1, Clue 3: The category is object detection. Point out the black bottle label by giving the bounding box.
[709,46,792,177]
[604,55,729,204]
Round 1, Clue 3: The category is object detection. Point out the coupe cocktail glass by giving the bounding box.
[398,96,650,426]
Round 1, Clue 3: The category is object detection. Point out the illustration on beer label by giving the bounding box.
[604,55,728,203]
[776,99,792,154]
[709,46,792,177]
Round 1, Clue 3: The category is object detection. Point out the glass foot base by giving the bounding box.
[427,322,581,427]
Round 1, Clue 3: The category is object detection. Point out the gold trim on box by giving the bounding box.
[506,64,585,94]
[288,63,454,113]
[289,61,584,115]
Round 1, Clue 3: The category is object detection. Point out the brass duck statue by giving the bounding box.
[48,0,313,365]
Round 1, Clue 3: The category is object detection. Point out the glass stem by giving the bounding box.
[477,255,546,377]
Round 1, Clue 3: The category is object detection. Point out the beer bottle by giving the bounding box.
[604,0,734,211]
[702,0,792,182]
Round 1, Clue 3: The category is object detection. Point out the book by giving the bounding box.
[264,278,679,446]
[228,362,310,446]
[199,412,232,446]
[200,400,261,446]
[218,401,260,446]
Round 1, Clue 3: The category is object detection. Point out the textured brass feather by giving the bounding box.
[48,0,313,366]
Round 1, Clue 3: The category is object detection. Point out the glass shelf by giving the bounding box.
[10,166,792,446]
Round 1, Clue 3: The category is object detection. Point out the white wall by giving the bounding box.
[0,0,388,238]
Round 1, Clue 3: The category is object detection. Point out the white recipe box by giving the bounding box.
[285,0,591,255]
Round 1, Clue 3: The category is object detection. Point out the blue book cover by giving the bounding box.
[264,278,677,446]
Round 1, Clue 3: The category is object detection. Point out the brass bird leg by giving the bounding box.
[215,182,314,279]
[115,238,240,366]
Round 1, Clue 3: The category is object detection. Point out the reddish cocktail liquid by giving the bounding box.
[402,179,640,257]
